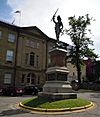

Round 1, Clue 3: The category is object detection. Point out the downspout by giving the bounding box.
[13,28,19,87]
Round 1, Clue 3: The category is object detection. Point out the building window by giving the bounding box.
[4,73,12,84]
[26,40,35,48]
[6,50,13,63]
[25,52,36,66]
[26,39,40,49]
[27,73,36,84]
[8,33,15,42]
[30,52,35,66]
[30,40,35,48]
[0,31,2,39]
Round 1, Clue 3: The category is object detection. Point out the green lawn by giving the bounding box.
[22,97,91,109]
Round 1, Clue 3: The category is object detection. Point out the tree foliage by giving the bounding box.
[66,14,98,83]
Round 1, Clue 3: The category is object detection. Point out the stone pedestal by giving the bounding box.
[43,81,72,93]
[38,92,77,100]
[38,45,77,100]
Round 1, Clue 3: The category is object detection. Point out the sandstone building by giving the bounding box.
[0,21,85,88]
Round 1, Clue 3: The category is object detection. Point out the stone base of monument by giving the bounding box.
[38,92,77,101]
[38,81,77,100]
[43,81,72,93]
[38,45,77,101]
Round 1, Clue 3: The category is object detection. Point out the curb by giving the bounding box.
[19,102,94,114]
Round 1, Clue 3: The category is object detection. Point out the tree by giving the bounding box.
[66,14,98,84]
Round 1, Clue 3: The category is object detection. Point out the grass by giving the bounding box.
[22,97,91,109]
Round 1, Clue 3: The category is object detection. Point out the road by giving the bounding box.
[0,92,100,117]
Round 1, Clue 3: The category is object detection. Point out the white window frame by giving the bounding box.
[8,33,15,42]
[4,73,12,84]
[30,52,35,66]
[6,50,13,62]
[25,53,29,65]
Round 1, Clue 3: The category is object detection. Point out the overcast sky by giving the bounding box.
[0,0,100,57]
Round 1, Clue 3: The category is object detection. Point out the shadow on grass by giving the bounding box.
[23,97,52,108]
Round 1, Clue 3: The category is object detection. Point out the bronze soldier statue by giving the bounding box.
[53,15,63,43]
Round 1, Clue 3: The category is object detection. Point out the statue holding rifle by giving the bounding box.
[51,9,63,43]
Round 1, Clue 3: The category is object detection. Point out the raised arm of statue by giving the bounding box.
[53,15,56,24]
